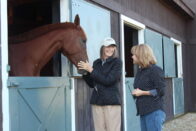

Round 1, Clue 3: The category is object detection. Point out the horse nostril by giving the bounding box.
[78,69,87,75]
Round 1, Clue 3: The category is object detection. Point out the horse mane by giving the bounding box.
[9,22,80,44]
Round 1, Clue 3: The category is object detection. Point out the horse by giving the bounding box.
[8,15,88,76]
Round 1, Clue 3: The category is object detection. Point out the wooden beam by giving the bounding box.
[160,0,195,19]
[8,0,54,7]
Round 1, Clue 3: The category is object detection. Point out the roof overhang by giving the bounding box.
[160,0,195,19]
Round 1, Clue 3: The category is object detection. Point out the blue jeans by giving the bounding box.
[140,110,166,131]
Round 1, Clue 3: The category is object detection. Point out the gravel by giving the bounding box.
[163,113,196,131]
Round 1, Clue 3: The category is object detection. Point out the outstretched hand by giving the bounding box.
[77,60,93,73]
[132,88,144,96]
[132,88,151,96]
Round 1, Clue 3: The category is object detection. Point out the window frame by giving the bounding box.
[171,38,183,78]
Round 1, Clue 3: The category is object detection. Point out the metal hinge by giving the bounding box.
[7,80,19,87]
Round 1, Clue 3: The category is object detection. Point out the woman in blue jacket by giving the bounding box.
[131,44,166,131]
[78,37,122,131]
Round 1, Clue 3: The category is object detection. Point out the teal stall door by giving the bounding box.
[125,78,141,131]
[72,0,111,76]
[145,29,163,69]
[163,36,176,77]
[9,77,70,131]
[173,78,184,116]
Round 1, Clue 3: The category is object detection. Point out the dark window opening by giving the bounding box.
[124,24,138,77]
[8,0,61,76]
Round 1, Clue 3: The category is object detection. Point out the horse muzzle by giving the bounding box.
[77,69,88,75]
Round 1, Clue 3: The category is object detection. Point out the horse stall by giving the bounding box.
[3,0,86,130]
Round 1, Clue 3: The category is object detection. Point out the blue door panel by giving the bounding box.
[72,0,111,76]
[8,77,69,88]
[9,77,70,131]
[18,88,58,120]
[145,29,163,69]
[173,78,184,115]
[125,78,141,131]
[163,36,176,77]
[18,93,41,131]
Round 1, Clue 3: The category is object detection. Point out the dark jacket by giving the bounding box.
[134,64,166,116]
[83,57,122,105]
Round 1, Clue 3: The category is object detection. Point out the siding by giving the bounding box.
[184,1,196,112]
[90,0,187,43]
[183,44,196,111]
[164,79,174,120]
[74,79,94,131]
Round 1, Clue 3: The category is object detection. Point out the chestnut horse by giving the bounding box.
[9,15,88,76]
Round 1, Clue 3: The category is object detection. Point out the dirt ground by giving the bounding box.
[163,113,196,131]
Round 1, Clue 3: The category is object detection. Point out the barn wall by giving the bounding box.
[111,11,120,46]
[184,1,196,112]
[164,79,174,120]
[183,44,196,112]
[90,0,188,43]
[74,79,94,131]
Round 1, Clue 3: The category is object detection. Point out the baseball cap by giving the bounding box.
[101,37,116,47]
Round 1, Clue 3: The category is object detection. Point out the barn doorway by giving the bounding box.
[8,0,61,76]
[120,15,145,131]
[124,24,138,77]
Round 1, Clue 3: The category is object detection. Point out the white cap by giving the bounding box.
[101,37,116,47]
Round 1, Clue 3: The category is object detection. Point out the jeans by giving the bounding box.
[140,110,166,131]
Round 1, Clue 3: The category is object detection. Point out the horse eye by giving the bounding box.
[80,39,87,48]
[83,39,86,44]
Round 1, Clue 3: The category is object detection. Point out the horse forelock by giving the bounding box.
[9,22,83,44]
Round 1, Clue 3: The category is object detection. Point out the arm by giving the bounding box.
[132,88,151,96]
[82,73,95,88]
[149,89,158,97]
[132,88,157,97]
[132,68,165,97]
[151,67,166,97]
[90,59,122,86]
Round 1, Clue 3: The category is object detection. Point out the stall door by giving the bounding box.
[8,77,71,131]
[173,78,184,116]
[163,36,176,77]
[125,78,141,131]
[145,29,163,69]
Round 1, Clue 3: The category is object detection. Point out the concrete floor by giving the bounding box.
[163,113,196,131]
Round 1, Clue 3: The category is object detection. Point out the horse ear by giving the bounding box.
[74,14,80,26]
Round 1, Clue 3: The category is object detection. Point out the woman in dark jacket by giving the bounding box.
[131,44,166,131]
[78,37,122,131]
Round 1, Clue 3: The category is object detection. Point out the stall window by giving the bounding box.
[8,0,61,76]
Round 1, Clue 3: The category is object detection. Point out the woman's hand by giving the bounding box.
[132,88,151,96]
[77,61,93,73]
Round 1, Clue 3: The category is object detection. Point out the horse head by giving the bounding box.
[61,15,88,75]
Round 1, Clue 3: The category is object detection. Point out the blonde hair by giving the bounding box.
[131,44,157,68]
[100,45,119,59]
